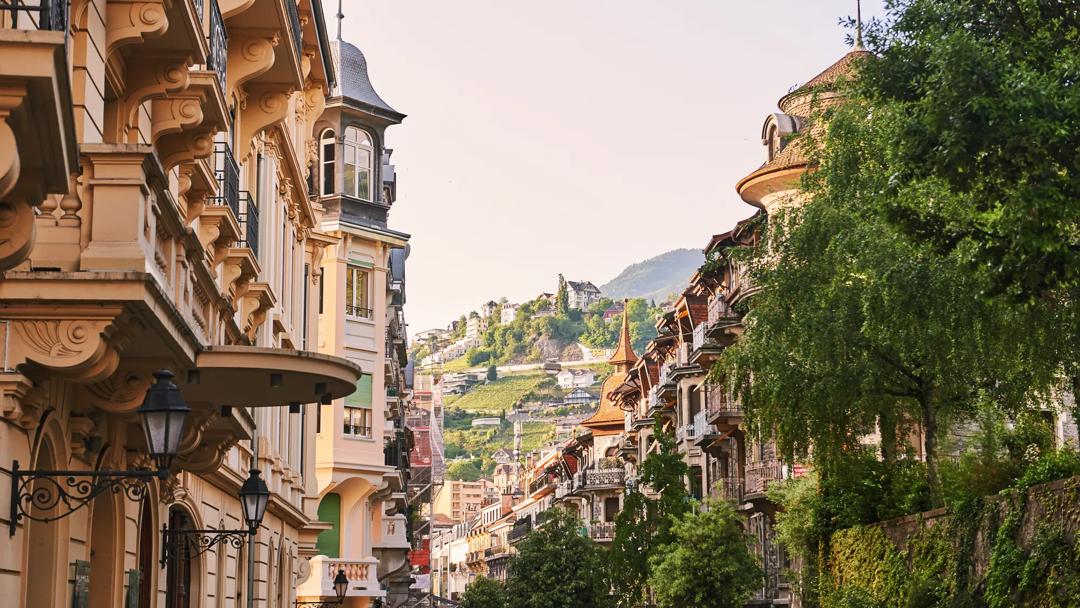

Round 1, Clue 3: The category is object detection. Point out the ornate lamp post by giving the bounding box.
[8,370,190,536]
[294,568,349,606]
[159,467,271,568]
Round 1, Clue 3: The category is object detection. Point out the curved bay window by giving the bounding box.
[343,126,373,201]
[320,129,335,196]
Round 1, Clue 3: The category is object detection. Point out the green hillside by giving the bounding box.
[444,373,551,414]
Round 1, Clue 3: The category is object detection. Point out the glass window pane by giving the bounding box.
[345,268,355,309]
[357,149,370,170]
[358,169,370,200]
[345,127,357,143]
[344,164,356,198]
[323,142,334,161]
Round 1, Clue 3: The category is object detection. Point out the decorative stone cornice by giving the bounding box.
[1,306,136,384]
[222,248,260,305]
[0,372,36,429]
[227,33,277,106]
[240,282,276,341]
[106,58,191,143]
[84,367,154,413]
[238,85,292,161]
[105,0,169,62]
[197,206,241,270]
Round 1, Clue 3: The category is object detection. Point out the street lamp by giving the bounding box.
[294,568,349,606]
[160,468,271,568]
[138,370,191,471]
[8,369,191,536]
[239,467,270,532]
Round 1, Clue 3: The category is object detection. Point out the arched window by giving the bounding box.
[320,129,335,196]
[343,127,373,201]
[767,124,779,162]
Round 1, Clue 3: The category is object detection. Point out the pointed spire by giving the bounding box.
[608,300,638,370]
[336,0,344,41]
[854,0,864,49]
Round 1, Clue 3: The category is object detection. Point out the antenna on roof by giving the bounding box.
[336,0,344,41]
[854,0,864,49]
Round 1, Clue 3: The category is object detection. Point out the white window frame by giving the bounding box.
[320,129,336,196]
[343,405,372,439]
[345,265,371,319]
[343,126,374,201]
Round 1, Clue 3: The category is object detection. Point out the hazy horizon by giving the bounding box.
[326,0,887,335]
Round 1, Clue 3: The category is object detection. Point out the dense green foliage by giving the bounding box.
[718,0,1074,506]
[610,421,690,606]
[459,576,506,608]
[648,501,762,608]
[854,0,1080,298]
[504,510,611,608]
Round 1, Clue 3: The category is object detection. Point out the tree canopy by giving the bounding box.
[459,576,506,608]
[854,0,1080,299]
[648,501,762,608]
[719,44,1062,502]
[504,509,611,608]
[610,421,690,606]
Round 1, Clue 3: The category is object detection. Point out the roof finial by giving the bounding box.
[855,0,864,49]
[336,0,343,41]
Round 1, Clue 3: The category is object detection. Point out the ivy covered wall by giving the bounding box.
[823,476,1080,608]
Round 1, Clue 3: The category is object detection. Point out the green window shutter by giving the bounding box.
[316,493,341,558]
[345,374,373,408]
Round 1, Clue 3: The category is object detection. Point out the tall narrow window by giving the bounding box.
[320,129,335,196]
[343,127,373,201]
[344,265,371,318]
[343,406,372,438]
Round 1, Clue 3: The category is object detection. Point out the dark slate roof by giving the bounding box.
[330,39,400,116]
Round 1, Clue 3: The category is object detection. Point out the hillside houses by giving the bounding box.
[568,280,604,310]
[557,368,597,388]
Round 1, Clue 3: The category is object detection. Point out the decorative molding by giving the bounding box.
[238,87,291,162]
[3,308,135,384]
[0,372,37,429]
[84,368,154,413]
[105,0,169,62]
[227,34,276,106]
[218,0,257,20]
[109,59,191,143]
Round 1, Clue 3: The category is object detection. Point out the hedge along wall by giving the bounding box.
[825,476,1080,608]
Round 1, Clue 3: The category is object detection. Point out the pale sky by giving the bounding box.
[325,0,887,335]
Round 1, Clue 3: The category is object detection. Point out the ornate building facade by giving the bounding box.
[298,12,414,608]
[0,1,416,607]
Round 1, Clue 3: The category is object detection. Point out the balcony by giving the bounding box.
[283,0,302,62]
[706,384,742,424]
[212,142,241,218]
[692,410,715,439]
[465,551,485,564]
[508,518,532,544]
[588,522,616,541]
[745,461,784,496]
[237,191,260,258]
[582,467,626,489]
[484,545,508,559]
[0,0,78,271]
[675,422,697,443]
[707,295,740,328]
[555,479,572,499]
[346,305,374,319]
[206,0,227,94]
[297,556,382,599]
[710,476,744,502]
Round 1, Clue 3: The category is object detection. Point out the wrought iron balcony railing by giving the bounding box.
[745,461,784,495]
[582,467,625,489]
[345,305,373,319]
[192,0,204,19]
[692,409,714,438]
[588,522,616,541]
[284,0,302,61]
[207,0,227,94]
[212,142,240,218]
[706,384,742,419]
[710,476,744,502]
[238,191,259,258]
[0,0,68,33]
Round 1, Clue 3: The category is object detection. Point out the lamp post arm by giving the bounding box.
[8,460,164,536]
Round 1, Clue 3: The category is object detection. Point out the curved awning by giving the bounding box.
[179,346,362,407]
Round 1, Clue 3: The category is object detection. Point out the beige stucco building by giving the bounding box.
[0,1,411,607]
[298,21,415,608]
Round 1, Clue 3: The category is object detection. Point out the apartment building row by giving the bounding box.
[0,1,415,607]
